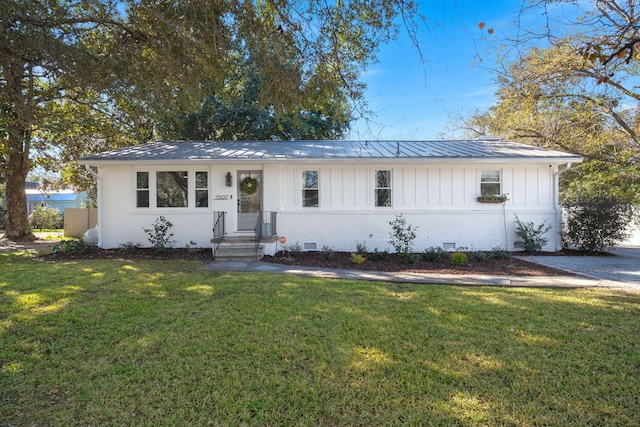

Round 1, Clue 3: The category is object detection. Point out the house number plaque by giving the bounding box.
[215,195,231,200]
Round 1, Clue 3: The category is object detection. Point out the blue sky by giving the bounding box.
[349,0,543,140]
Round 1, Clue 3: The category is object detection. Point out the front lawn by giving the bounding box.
[1,253,639,426]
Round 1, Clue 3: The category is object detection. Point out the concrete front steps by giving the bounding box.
[211,235,277,261]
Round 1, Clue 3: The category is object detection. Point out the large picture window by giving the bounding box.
[156,171,188,208]
[136,172,149,208]
[195,171,209,208]
[480,170,501,195]
[302,170,319,207]
[375,170,391,207]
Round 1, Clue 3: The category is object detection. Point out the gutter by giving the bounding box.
[553,163,573,251]
[84,165,103,248]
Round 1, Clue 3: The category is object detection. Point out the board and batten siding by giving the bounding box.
[279,163,554,210]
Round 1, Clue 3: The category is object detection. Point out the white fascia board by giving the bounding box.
[78,156,583,167]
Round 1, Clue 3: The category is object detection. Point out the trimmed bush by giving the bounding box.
[423,246,444,262]
[562,195,632,253]
[451,251,468,266]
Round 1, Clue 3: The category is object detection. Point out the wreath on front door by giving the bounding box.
[240,176,258,194]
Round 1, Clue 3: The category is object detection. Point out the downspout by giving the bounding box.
[84,165,103,248]
[553,163,572,251]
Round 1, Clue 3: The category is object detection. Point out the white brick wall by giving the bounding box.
[274,209,559,255]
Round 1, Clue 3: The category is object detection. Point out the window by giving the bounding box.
[136,172,149,208]
[302,170,319,207]
[375,170,391,207]
[480,170,501,195]
[157,171,188,208]
[195,171,208,208]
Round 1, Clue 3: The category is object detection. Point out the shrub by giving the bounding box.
[142,216,176,251]
[490,247,512,259]
[320,246,335,260]
[53,238,87,254]
[562,195,633,253]
[355,242,368,256]
[350,253,366,264]
[29,206,62,230]
[513,215,552,254]
[423,246,444,262]
[470,250,488,262]
[389,214,418,261]
[285,242,302,256]
[368,248,390,262]
[399,251,418,265]
[119,241,141,253]
[451,251,468,266]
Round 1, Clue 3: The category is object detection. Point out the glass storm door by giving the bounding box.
[237,171,262,230]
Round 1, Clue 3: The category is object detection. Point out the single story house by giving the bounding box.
[79,138,582,256]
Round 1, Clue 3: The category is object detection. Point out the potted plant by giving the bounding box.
[477,194,508,204]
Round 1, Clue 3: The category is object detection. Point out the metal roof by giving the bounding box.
[26,193,80,202]
[80,139,582,163]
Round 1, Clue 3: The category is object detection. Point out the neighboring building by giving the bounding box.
[25,183,87,217]
[79,138,582,255]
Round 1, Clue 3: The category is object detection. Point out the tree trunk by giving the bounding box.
[3,144,34,241]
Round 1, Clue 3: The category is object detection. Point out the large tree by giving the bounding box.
[1,0,418,240]
[461,0,640,204]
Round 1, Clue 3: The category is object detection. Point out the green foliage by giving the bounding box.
[490,247,512,259]
[52,238,87,254]
[29,206,62,230]
[355,242,368,256]
[142,216,176,251]
[388,214,418,255]
[118,241,141,254]
[450,251,468,266]
[459,1,640,212]
[477,194,508,203]
[285,242,302,257]
[423,246,445,262]
[563,195,633,253]
[350,253,366,265]
[2,0,417,238]
[368,248,390,262]
[470,250,488,262]
[320,246,335,260]
[513,216,552,254]
[399,252,418,265]
[0,208,6,231]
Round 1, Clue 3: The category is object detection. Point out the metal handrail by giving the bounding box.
[254,211,277,260]
[212,211,226,259]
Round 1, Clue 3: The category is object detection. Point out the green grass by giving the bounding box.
[1,252,639,426]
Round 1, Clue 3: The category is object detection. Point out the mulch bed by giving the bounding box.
[29,245,609,277]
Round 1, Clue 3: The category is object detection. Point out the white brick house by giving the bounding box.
[79,138,582,255]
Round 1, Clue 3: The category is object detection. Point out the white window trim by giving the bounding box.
[134,169,213,210]
[302,170,319,208]
[480,169,502,196]
[374,169,392,208]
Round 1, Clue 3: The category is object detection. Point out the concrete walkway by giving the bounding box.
[204,248,640,291]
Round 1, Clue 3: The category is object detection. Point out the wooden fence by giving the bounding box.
[64,208,97,238]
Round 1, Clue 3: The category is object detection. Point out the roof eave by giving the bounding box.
[79,156,583,166]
